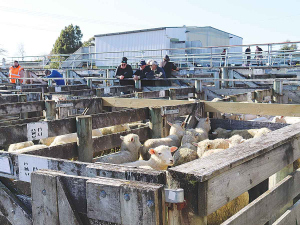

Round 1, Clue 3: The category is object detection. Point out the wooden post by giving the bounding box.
[195,80,202,99]
[96,88,103,97]
[18,94,28,119]
[221,67,229,88]
[254,90,264,103]
[87,78,92,89]
[134,80,141,91]
[169,88,177,100]
[149,107,163,138]
[76,115,93,162]
[45,100,56,120]
[273,80,283,103]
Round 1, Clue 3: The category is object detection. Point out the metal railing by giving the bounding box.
[1,41,300,70]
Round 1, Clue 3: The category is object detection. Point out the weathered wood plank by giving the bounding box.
[31,170,62,225]
[272,199,300,225]
[0,95,19,104]
[0,181,32,225]
[210,118,289,131]
[0,101,45,116]
[76,116,93,162]
[222,170,300,225]
[102,97,191,108]
[0,116,43,127]
[57,177,83,225]
[205,101,300,116]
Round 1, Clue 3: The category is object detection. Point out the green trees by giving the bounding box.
[280,40,297,52]
[52,24,83,54]
[82,37,95,47]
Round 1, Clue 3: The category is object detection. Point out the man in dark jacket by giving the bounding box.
[245,46,251,66]
[115,57,133,85]
[133,60,151,80]
[160,55,180,85]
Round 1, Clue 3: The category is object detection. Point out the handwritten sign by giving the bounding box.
[104,87,110,94]
[55,86,62,92]
[159,90,165,98]
[18,155,48,182]
[0,156,12,174]
[27,122,49,141]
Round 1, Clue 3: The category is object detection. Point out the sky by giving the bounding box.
[0,0,299,59]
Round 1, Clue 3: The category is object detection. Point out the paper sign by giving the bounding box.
[0,156,12,174]
[168,191,176,201]
[27,122,49,141]
[159,90,165,98]
[104,87,110,94]
[16,85,21,90]
[55,86,62,92]
[188,93,194,98]
[18,155,48,182]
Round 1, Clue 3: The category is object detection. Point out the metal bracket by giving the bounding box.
[56,103,73,108]
[165,188,184,203]
[161,109,179,116]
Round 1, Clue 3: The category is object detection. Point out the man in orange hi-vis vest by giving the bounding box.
[9,60,24,84]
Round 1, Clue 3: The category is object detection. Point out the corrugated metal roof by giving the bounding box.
[94,26,242,39]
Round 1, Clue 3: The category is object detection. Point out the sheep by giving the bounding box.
[251,127,271,138]
[211,98,222,102]
[212,128,231,139]
[140,121,185,160]
[12,144,48,153]
[238,114,258,121]
[50,129,103,146]
[100,124,130,135]
[123,145,177,170]
[194,117,211,141]
[8,141,34,152]
[95,134,141,164]
[39,137,56,146]
[194,139,230,157]
[201,148,225,158]
[208,192,249,225]
[181,129,200,146]
[276,116,300,124]
[227,135,245,147]
[173,147,198,166]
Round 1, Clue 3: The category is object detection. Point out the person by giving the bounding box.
[159,55,180,86]
[133,60,151,80]
[146,59,153,66]
[245,46,251,66]
[9,60,24,84]
[255,46,263,66]
[148,61,166,79]
[45,70,65,85]
[115,57,133,85]
[221,49,226,66]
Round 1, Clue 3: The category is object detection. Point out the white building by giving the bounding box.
[94,26,243,68]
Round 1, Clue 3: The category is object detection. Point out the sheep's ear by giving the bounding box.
[192,142,198,147]
[149,149,155,155]
[167,121,173,126]
[241,139,245,143]
[207,144,212,149]
[280,116,284,119]
[170,146,178,152]
[120,136,124,140]
[181,121,186,128]
[130,137,134,142]
[205,117,209,122]
[225,139,231,143]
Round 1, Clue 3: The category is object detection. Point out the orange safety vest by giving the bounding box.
[9,65,24,84]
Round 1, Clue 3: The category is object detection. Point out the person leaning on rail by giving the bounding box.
[44,69,65,85]
[115,57,133,85]
[133,60,151,81]
[9,60,25,84]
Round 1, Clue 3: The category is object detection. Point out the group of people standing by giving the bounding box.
[115,55,179,86]
[245,46,263,66]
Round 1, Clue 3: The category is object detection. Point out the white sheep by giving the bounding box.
[201,148,225,158]
[212,128,231,139]
[39,137,56,146]
[12,144,48,153]
[194,139,230,157]
[226,135,245,147]
[100,124,130,135]
[140,121,185,160]
[50,129,103,146]
[194,117,211,141]
[251,127,271,138]
[8,141,34,152]
[123,145,177,170]
[95,134,142,164]
[273,116,300,124]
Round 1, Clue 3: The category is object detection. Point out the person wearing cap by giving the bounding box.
[115,57,133,85]
[9,60,25,84]
[146,59,153,66]
[159,55,179,85]
[133,60,151,80]
[45,70,65,85]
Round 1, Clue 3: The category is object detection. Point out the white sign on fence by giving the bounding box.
[159,90,165,98]
[18,155,48,182]
[104,87,110,94]
[16,85,21,90]
[0,156,12,174]
[55,86,62,92]
[27,122,49,141]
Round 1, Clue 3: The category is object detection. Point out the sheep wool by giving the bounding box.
[15,145,48,153]
[8,141,34,152]
[123,145,177,170]
[96,134,142,164]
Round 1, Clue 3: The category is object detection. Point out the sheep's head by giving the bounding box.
[120,134,142,148]
[225,135,245,147]
[149,145,177,168]
[193,140,213,151]
[167,121,185,137]
[275,116,286,123]
[195,117,211,132]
